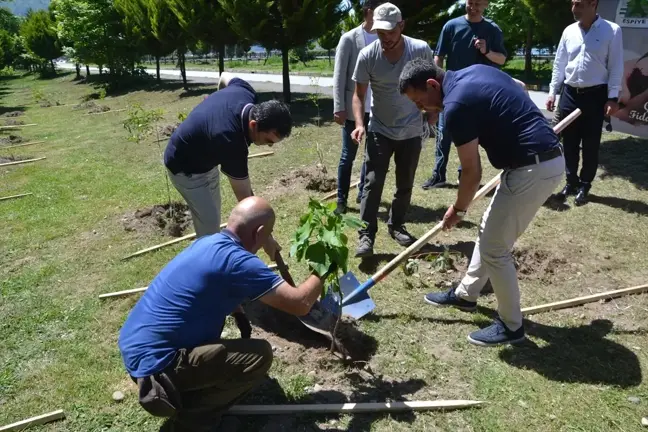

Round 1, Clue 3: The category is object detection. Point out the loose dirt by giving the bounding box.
[3,119,24,126]
[0,135,24,146]
[159,123,180,137]
[39,100,60,108]
[73,101,97,110]
[0,155,29,164]
[87,104,110,114]
[121,202,192,237]
[1,111,24,118]
[265,164,336,199]
[513,247,569,282]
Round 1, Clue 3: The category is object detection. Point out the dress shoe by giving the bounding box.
[574,187,589,206]
[555,183,578,202]
[334,202,347,215]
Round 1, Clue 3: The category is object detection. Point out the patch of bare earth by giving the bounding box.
[159,123,180,137]
[0,155,29,164]
[87,104,110,114]
[1,111,24,118]
[3,119,24,126]
[512,247,570,283]
[73,101,98,111]
[265,164,336,200]
[0,135,24,146]
[121,202,192,237]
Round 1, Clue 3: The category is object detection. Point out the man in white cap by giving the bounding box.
[351,2,435,258]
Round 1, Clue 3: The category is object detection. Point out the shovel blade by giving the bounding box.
[319,272,376,320]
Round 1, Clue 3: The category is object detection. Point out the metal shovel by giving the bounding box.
[313,108,584,321]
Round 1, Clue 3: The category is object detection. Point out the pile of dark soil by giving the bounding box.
[87,105,110,114]
[159,123,180,137]
[73,101,97,110]
[3,119,24,126]
[0,135,24,146]
[39,100,60,108]
[0,155,29,164]
[1,111,24,118]
[265,164,336,199]
[513,247,569,282]
[121,202,192,237]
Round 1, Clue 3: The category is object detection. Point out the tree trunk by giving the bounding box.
[281,47,291,103]
[75,63,81,80]
[50,59,55,73]
[99,65,103,75]
[524,22,534,81]
[218,45,225,75]
[264,50,269,65]
[179,50,188,91]
[86,65,90,76]
[328,49,331,65]
[156,55,161,82]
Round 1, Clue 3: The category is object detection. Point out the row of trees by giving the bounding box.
[1,0,574,102]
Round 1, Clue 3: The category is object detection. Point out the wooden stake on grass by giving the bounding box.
[521,283,648,316]
[322,180,360,201]
[0,157,46,168]
[1,141,46,150]
[227,400,484,415]
[0,193,32,202]
[248,151,274,159]
[0,123,37,130]
[100,264,280,299]
[83,108,127,116]
[0,410,65,432]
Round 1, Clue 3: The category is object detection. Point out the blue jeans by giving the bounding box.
[431,112,461,180]
[336,116,368,204]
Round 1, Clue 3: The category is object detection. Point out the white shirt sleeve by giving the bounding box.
[549,32,568,97]
[607,25,624,99]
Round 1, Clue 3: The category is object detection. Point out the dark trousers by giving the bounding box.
[337,116,368,204]
[136,339,273,431]
[558,84,608,187]
[360,132,422,237]
[431,111,461,180]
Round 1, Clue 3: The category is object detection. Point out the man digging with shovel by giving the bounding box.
[118,197,335,431]
[399,58,565,346]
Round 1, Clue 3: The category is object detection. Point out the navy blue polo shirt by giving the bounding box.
[164,78,257,178]
[118,229,283,378]
[436,17,506,71]
[442,65,559,169]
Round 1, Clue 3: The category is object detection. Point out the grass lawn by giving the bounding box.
[1,71,648,431]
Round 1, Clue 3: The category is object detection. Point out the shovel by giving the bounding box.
[313,108,583,321]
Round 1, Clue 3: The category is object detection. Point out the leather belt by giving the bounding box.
[566,84,607,95]
[508,146,563,170]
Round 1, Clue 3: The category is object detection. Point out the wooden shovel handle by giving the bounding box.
[274,251,296,286]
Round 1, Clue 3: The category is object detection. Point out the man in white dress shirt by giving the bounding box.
[333,0,385,215]
[546,0,623,206]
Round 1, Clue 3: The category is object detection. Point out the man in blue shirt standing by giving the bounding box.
[164,74,292,258]
[399,59,564,346]
[118,197,333,431]
[422,0,507,190]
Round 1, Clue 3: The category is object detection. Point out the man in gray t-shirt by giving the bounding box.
[351,2,434,257]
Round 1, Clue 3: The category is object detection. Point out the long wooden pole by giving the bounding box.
[0,157,46,168]
[522,283,648,316]
[0,193,32,202]
[248,151,274,159]
[227,400,484,415]
[100,264,280,299]
[83,108,127,116]
[1,141,46,150]
[0,410,65,432]
[0,123,37,130]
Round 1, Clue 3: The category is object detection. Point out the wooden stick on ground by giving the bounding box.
[322,180,360,201]
[0,410,65,432]
[100,264,280,299]
[248,151,274,159]
[83,108,127,116]
[0,193,32,202]
[0,123,37,130]
[1,141,46,150]
[522,283,648,316]
[0,157,46,168]
[227,400,484,415]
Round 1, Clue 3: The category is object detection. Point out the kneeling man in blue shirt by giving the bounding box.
[118,197,331,431]
[399,59,565,347]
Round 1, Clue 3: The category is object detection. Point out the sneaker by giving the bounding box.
[355,235,374,258]
[421,175,447,190]
[334,202,347,215]
[424,287,477,312]
[389,225,416,247]
[467,318,526,347]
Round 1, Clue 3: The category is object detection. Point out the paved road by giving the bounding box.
[58,62,553,117]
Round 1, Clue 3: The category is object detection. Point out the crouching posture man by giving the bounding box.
[399,59,564,346]
[118,197,331,431]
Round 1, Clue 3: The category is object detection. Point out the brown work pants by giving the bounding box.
[136,339,273,431]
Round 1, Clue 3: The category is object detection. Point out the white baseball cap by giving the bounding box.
[371,3,402,31]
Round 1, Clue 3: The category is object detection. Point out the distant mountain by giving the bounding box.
[3,0,50,16]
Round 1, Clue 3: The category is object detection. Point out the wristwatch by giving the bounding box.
[453,206,467,218]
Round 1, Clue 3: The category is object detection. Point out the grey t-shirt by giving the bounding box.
[353,35,434,141]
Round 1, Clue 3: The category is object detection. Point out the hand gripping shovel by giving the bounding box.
[312,108,582,321]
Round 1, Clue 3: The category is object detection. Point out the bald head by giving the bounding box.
[227,197,276,253]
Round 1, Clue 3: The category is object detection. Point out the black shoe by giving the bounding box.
[574,186,589,206]
[555,183,578,202]
[389,225,416,247]
[355,235,374,258]
[424,287,477,312]
[334,202,347,215]
[356,193,362,204]
[422,175,447,190]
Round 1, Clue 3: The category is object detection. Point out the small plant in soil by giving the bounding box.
[290,198,364,351]
[429,246,455,272]
[307,77,322,127]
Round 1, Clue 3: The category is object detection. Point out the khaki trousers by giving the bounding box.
[137,339,273,431]
[455,156,564,331]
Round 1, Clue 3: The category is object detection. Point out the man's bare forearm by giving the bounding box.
[485,51,506,66]
[434,56,445,68]
[352,92,365,127]
[454,168,481,211]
